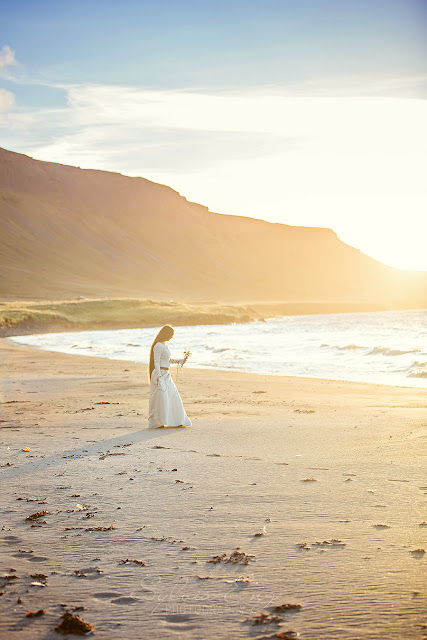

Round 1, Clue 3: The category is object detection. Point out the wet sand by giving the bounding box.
[0,338,426,639]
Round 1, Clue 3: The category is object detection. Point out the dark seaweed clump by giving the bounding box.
[53,611,94,635]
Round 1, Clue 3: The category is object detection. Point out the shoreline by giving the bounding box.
[1,297,419,338]
[1,339,426,639]
[7,308,427,391]
[6,335,426,391]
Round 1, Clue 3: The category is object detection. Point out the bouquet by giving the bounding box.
[176,350,191,380]
[181,350,191,367]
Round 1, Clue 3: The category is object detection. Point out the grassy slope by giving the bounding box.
[0,297,393,337]
[0,298,258,336]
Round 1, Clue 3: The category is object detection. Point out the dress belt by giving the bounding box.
[160,367,169,370]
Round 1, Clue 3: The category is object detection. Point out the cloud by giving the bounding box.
[2,84,426,199]
[281,74,427,100]
[22,86,426,203]
[10,83,421,167]
[0,88,15,121]
[63,85,424,150]
[0,45,18,71]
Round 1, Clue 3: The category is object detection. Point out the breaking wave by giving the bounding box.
[369,347,421,356]
[337,344,365,351]
[407,361,427,378]
[325,344,421,356]
[10,308,427,389]
[408,370,427,378]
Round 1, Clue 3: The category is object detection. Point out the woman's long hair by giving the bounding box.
[149,325,175,379]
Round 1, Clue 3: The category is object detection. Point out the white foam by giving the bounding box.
[9,309,427,389]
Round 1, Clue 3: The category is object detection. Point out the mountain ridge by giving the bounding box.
[0,146,425,307]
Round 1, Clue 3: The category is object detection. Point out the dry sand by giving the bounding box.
[0,338,426,639]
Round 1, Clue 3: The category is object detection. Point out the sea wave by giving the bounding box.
[408,370,427,378]
[406,360,427,378]
[337,344,366,351]
[369,347,421,356]
[321,343,366,350]
[409,360,427,369]
[322,344,422,356]
[9,308,427,389]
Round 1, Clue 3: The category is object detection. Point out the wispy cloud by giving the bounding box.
[0,45,18,72]
[0,88,15,114]
[5,83,426,160]
[280,74,427,99]
[63,83,426,140]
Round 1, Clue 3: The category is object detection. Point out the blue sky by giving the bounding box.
[1,0,426,269]
[2,0,426,92]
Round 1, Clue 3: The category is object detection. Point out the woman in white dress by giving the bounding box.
[148,325,191,429]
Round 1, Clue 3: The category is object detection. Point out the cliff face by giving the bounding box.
[0,146,425,306]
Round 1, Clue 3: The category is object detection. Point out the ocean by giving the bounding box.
[9,309,427,389]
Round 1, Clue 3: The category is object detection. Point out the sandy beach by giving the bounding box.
[0,338,426,639]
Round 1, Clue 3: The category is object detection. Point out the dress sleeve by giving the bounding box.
[153,343,163,378]
[170,357,184,365]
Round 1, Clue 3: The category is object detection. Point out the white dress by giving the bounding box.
[148,342,192,428]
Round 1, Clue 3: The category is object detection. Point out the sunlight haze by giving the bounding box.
[1,6,427,636]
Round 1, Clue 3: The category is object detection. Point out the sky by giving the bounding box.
[1,0,426,270]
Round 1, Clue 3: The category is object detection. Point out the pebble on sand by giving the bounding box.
[26,609,45,617]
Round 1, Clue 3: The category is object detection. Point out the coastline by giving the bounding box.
[0,297,406,338]
[1,338,426,639]
[7,305,427,390]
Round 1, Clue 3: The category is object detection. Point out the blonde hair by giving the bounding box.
[148,325,174,378]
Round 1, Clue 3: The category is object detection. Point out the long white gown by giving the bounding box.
[148,342,192,428]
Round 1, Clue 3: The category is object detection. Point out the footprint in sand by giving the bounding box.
[164,614,195,622]
[162,613,198,630]
[92,591,141,604]
[2,536,21,543]
[110,596,140,604]
[73,567,103,579]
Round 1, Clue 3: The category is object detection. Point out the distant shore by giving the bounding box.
[0,297,408,337]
